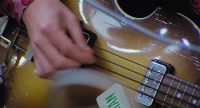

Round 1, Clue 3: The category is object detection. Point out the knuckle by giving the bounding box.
[40,23,57,34]
[40,25,49,33]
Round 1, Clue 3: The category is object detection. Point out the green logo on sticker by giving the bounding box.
[105,93,121,108]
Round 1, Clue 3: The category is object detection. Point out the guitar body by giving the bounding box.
[0,0,200,108]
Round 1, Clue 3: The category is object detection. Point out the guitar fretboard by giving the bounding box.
[156,73,200,108]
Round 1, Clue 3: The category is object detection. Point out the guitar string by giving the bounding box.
[94,63,198,108]
[94,45,200,92]
[16,25,200,107]
[95,64,190,108]
[18,26,200,102]
[94,64,172,108]
[93,64,171,108]
[94,55,199,108]
[11,31,199,107]
[20,22,200,93]
[18,1,200,93]
[19,26,200,96]
[94,46,200,103]
[19,28,200,93]
[1,0,198,105]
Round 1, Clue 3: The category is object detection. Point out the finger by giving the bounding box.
[62,9,91,51]
[31,43,54,78]
[43,27,95,64]
[33,33,81,70]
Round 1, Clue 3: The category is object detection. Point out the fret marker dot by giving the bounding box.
[176,93,181,98]
[192,99,197,105]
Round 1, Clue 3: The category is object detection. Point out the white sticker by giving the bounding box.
[96,84,131,108]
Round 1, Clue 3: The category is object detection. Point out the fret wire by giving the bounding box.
[170,76,181,107]
[166,74,200,100]
[96,55,200,107]
[95,54,200,107]
[4,18,200,108]
[188,85,198,106]
[162,76,175,106]
[20,23,200,95]
[6,21,200,108]
[177,79,183,108]
[17,23,195,90]
[169,75,176,105]
[6,27,194,108]
[96,46,200,102]
[17,23,200,94]
[15,26,200,96]
[186,81,191,108]
[16,28,200,94]
[95,52,200,106]
[13,35,200,108]
[95,63,180,108]
[159,74,199,107]
[195,85,199,107]
[16,24,200,94]
[13,32,200,108]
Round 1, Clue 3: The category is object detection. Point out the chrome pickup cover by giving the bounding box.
[135,60,167,106]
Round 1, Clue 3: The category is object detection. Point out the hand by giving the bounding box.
[22,0,95,78]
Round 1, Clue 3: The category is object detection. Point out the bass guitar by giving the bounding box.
[0,0,200,108]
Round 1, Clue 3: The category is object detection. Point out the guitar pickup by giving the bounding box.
[135,59,174,106]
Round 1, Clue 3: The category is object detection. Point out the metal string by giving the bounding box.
[18,23,200,94]
[13,27,200,107]
[1,12,197,108]
[94,46,200,92]
[94,61,199,108]
[12,21,200,108]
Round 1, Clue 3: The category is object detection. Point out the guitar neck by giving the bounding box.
[156,73,200,108]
